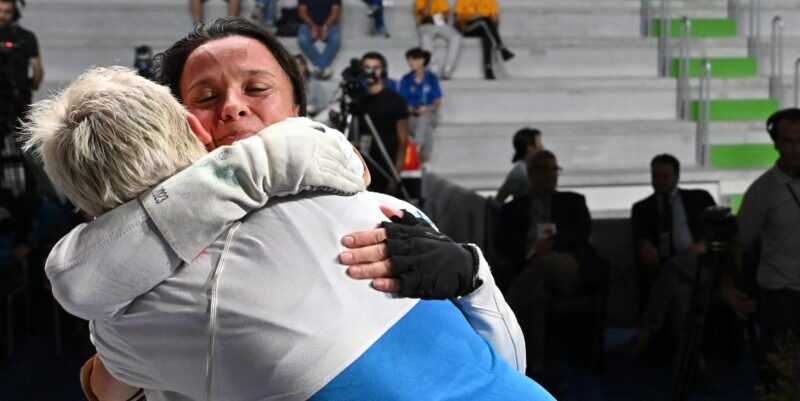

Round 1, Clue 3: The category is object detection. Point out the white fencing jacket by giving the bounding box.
[45,122,525,400]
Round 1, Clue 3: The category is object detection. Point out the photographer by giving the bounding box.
[0,0,43,142]
[358,51,410,196]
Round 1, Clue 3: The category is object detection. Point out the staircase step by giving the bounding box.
[731,193,744,214]
[652,18,737,38]
[670,57,757,78]
[689,98,778,121]
[710,143,779,168]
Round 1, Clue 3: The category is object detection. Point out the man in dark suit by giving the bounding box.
[626,154,715,355]
[495,150,594,386]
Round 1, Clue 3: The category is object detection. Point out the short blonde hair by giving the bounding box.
[21,67,206,216]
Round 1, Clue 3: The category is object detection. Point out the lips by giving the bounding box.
[215,128,260,146]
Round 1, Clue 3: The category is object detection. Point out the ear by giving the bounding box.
[187,113,214,151]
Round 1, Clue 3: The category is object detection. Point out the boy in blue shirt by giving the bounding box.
[399,47,442,164]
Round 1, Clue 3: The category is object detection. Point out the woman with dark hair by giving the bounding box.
[454,0,514,79]
[496,128,543,203]
[58,18,549,401]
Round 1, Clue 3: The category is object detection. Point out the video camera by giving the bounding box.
[134,45,153,79]
[339,58,381,104]
[0,38,23,121]
[701,206,738,250]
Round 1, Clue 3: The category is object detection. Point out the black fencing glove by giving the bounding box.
[381,211,482,299]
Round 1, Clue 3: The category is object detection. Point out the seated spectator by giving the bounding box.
[362,0,389,37]
[297,0,341,80]
[495,150,595,389]
[399,47,441,164]
[251,0,278,30]
[189,0,240,24]
[293,54,328,118]
[454,0,514,80]
[495,128,543,203]
[626,154,716,356]
[414,0,461,79]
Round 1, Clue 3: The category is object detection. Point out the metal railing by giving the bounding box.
[728,0,741,34]
[641,0,654,36]
[792,58,800,108]
[769,16,783,105]
[696,60,712,167]
[794,58,800,107]
[677,17,692,119]
[747,0,761,58]
[657,0,672,76]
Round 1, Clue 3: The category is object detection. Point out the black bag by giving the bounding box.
[275,7,299,37]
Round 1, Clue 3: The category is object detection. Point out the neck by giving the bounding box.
[777,158,800,177]
[531,188,552,199]
[368,82,384,94]
[414,69,425,79]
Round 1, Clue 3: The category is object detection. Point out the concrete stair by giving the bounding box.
[18,0,800,216]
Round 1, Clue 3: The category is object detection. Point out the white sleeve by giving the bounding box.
[46,200,183,321]
[46,119,365,320]
[452,244,527,373]
[141,118,365,262]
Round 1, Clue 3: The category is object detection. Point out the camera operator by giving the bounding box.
[725,108,800,353]
[358,51,410,196]
[0,0,43,144]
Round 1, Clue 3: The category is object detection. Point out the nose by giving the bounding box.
[220,91,251,121]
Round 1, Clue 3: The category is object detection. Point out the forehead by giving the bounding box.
[362,58,383,67]
[180,36,287,91]
[777,119,800,138]
[533,156,556,166]
[651,162,676,173]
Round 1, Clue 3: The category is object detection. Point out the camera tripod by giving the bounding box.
[670,239,729,401]
[339,93,412,202]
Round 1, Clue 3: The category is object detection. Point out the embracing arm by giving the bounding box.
[340,207,526,372]
[47,118,365,320]
[453,245,526,372]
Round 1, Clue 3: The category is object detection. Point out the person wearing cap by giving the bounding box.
[496,128,543,204]
[414,0,461,79]
[399,47,442,164]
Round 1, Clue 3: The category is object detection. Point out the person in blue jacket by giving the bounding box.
[399,47,442,164]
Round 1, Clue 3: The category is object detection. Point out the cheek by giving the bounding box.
[254,96,298,126]
[187,108,216,134]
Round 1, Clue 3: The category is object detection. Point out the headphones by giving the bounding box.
[766,108,800,141]
[361,51,389,79]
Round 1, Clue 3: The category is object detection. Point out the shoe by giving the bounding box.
[484,67,496,80]
[500,47,515,62]
[441,68,454,80]
[317,67,333,80]
[251,5,263,21]
[375,26,390,38]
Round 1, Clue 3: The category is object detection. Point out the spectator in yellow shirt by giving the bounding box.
[454,0,514,79]
[414,0,462,79]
